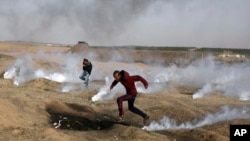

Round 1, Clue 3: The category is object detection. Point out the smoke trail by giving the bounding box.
[142,106,250,131]
[192,83,213,99]
[91,77,115,101]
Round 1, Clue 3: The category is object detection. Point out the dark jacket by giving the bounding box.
[110,70,148,95]
[83,62,92,75]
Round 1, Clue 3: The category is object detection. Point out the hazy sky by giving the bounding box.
[0,0,249,48]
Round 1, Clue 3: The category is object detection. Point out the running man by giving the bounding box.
[110,70,150,125]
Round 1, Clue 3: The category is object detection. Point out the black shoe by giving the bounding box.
[143,115,150,125]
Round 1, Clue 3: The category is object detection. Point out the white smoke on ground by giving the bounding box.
[4,55,36,85]
[3,50,250,101]
[3,50,160,92]
[159,56,250,101]
[170,56,250,101]
[91,77,119,101]
[3,51,87,86]
[142,106,250,131]
[60,83,85,92]
[192,83,213,99]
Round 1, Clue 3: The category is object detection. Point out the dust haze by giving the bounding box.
[0,0,250,48]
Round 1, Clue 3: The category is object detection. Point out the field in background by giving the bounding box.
[91,43,250,65]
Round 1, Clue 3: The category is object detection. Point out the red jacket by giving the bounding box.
[110,70,148,95]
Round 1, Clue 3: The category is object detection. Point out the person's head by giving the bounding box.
[113,70,121,81]
[83,58,88,62]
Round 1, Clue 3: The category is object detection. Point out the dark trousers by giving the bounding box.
[117,94,146,118]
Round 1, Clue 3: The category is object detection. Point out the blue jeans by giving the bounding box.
[79,71,90,87]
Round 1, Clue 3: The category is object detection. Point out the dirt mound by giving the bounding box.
[66,43,126,62]
[66,42,89,54]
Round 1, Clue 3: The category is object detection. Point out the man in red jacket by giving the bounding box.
[110,70,150,125]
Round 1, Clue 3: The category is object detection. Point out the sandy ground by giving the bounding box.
[0,42,250,141]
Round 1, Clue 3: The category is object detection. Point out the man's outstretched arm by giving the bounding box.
[110,80,119,90]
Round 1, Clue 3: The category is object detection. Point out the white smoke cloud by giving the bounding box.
[117,0,250,48]
[142,106,250,131]
[0,0,249,48]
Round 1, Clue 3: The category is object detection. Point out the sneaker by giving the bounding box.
[143,115,150,125]
[116,116,124,122]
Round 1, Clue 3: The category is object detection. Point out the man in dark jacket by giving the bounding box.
[79,58,92,88]
[110,70,150,125]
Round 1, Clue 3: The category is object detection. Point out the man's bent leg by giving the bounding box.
[84,72,90,87]
[128,96,149,125]
[128,96,147,118]
[79,71,85,80]
[117,94,134,117]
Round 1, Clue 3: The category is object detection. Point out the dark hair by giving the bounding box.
[83,58,88,62]
[113,70,120,76]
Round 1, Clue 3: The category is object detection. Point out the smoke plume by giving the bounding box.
[0,0,249,48]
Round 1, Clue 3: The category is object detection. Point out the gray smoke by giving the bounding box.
[0,0,250,48]
[0,0,154,44]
